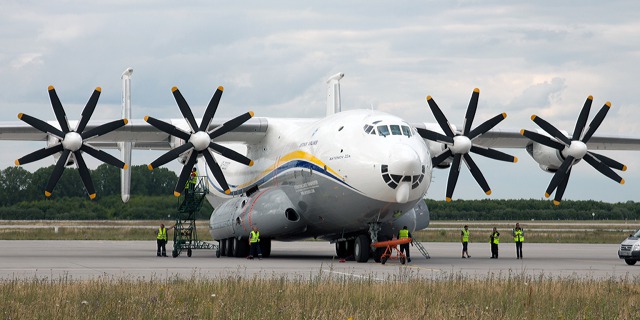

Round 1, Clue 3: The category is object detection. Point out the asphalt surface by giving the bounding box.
[0,240,638,281]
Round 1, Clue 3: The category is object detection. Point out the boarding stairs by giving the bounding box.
[413,240,431,259]
[171,176,220,258]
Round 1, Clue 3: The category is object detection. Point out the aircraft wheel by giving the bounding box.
[220,239,227,256]
[233,237,249,257]
[215,249,221,258]
[625,259,637,265]
[225,238,234,257]
[335,241,348,258]
[260,238,271,258]
[187,249,192,257]
[172,250,178,258]
[354,234,370,263]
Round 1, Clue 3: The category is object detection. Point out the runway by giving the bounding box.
[0,240,638,281]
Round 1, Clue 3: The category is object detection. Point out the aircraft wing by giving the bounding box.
[0,117,269,150]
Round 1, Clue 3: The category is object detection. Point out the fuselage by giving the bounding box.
[204,109,432,241]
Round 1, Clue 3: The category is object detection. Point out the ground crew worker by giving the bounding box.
[461,225,471,258]
[490,227,500,259]
[398,226,413,263]
[248,226,262,260]
[184,167,197,195]
[155,223,169,257]
[513,223,524,259]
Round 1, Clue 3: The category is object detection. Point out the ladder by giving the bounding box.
[413,240,431,259]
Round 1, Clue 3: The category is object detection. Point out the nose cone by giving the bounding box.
[379,144,426,203]
[388,144,422,177]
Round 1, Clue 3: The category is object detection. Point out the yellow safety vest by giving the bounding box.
[514,229,524,242]
[157,227,167,241]
[399,229,409,239]
[462,229,469,242]
[491,232,499,245]
[250,231,260,243]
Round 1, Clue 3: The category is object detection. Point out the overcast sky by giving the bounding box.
[1,1,640,203]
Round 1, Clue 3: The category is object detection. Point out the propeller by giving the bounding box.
[417,88,518,202]
[15,86,129,199]
[520,96,626,205]
[145,86,254,196]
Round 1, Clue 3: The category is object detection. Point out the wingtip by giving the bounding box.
[89,193,97,199]
[147,164,154,171]
[224,189,231,195]
[553,200,561,206]
[45,191,52,197]
[174,191,181,197]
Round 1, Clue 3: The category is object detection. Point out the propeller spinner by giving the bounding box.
[520,96,626,205]
[15,86,129,199]
[145,86,254,196]
[417,88,518,202]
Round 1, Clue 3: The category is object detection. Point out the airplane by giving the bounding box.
[1,68,639,262]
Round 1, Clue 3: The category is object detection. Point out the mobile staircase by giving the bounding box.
[171,176,220,258]
[413,240,431,259]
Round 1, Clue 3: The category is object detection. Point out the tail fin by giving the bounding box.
[326,73,344,116]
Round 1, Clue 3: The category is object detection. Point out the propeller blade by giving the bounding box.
[581,102,611,143]
[462,88,479,136]
[76,87,101,133]
[426,96,455,137]
[583,153,625,184]
[203,149,231,194]
[208,111,255,140]
[432,149,453,167]
[470,145,518,163]
[462,153,491,195]
[15,144,64,166]
[81,119,128,140]
[44,149,71,197]
[144,116,191,141]
[209,142,253,166]
[531,115,572,146]
[171,87,199,132]
[48,86,70,133]
[173,151,199,197]
[17,113,65,138]
[572,96,592,140]
[416,128,454,144]
[589,151,627,171]
[147,142,194,170]
[520,129,565,150]
[80,144,127,169]
[545,156,575,198]
[467,113,507,140]
[199,86,224,131]
[553,169,572,206]
[445,154,462,202]
[74,151,96,199]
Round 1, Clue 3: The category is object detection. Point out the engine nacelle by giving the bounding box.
[420,122,457,168]
[47,135,75,166]
[209,188,307,240]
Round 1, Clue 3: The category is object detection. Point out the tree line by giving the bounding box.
[0,165,212,220]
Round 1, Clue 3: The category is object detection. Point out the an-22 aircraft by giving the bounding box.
[1,68,639,262]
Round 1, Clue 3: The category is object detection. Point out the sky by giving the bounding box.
[1,1,640,203]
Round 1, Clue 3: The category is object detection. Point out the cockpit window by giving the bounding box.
[401,125,412,137]
[363,124,373,134]
[390,125,402,135]
[377,125,390,137]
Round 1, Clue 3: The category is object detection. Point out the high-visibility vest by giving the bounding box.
[399,229,409,239]
[462,229,469,242]
[250,231,260,243]
[157,227,167,241]
[491,232,499,245]
[514,229,524,242]
[190,170,198,185]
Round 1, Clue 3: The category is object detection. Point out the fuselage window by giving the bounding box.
[390,125,402,135]
[377,125,390,137]
[401,125,412,137]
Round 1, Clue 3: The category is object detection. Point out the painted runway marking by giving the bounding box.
[323,269,384,281]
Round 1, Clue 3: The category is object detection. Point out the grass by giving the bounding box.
[0,273,639,319]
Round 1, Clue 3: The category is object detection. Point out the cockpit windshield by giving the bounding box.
[364,123,412,138]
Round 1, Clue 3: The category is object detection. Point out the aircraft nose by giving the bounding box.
[380,144,425,203]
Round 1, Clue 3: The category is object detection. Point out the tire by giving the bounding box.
[354,234,370,263]
[400,256,406,265]
[172,250,178,258]
[215,249,221,258]
[225,238,234,257]
[335,241,348,258]
[187,249,192,257]
[381,256,388,265]
[233,237,249,257]
[625,259,637,265]
[260,238,272,258]
[220,239,227,256]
